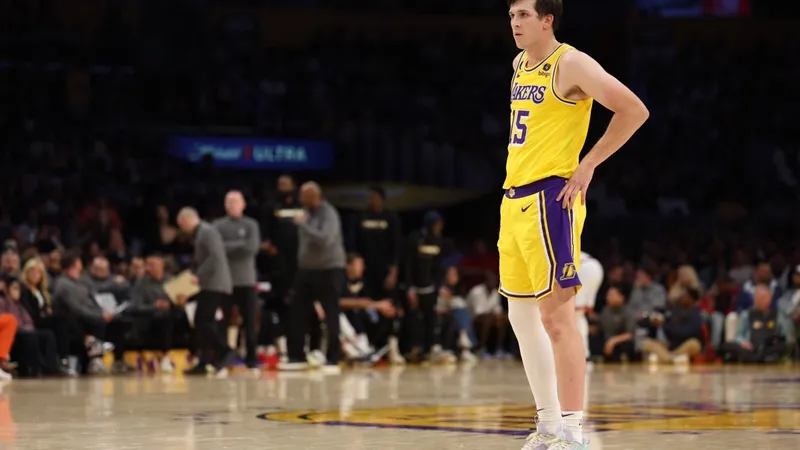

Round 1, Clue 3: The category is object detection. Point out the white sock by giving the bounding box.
[562,411,584,442]
[507,299,562,431]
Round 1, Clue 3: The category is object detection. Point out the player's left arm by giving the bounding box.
[556,50,649,208]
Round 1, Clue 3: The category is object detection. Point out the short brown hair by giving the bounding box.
[508,0,562,30]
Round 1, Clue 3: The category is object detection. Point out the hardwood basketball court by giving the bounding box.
[1,361,798,449]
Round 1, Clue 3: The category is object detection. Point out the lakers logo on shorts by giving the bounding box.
[560,263,577,281]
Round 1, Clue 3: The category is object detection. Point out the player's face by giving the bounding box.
[509,0,551,49]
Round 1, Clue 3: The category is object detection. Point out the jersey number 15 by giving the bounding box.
[509,110,529,145]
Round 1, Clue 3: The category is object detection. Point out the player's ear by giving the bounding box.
[542,14,554,29]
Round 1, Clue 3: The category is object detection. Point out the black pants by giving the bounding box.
[74,316,130,361]
[605,340,637,362]
[195,291,233,365]
[308,311,323,352]
[262,257,296,343]
[11,329,60,376]
[406,291,439,354]
[287,269,344,364]
[136,310,175,353]
[721,341,788,363]
[36,314,70,360]
[222,286,258,367]
[345,309,394,350]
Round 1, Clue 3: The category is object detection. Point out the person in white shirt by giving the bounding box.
[467,271,509,357]
[575,252,604,360]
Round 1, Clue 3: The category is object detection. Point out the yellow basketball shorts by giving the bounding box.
[497,176,586,301]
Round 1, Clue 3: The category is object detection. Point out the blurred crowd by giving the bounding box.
[0,2,796,377]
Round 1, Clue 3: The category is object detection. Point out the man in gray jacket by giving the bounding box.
[80,256,131,306]
[53,250,130,374]
[281,182,346,373]
[177,207,236,377]
[214,190,261,369]
[129,255,182,373]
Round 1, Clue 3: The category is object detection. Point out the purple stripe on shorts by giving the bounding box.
[505,176,567,199]
[536,191,557,298]
[542,188,581,290]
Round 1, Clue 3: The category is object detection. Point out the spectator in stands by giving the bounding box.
[699,275,738,350]
[0,251,19,279]
[641,288,703,364]
[0,314,16,381]
[467,271,508,358]
[149,205,181,255]
[80,256,132,308]
[597,284,637,362]
[721,285,791,363]
[106,228,127,263]
[404,211,445,363]
[81,207,117,253]
[42,248,62,285]
[19,258,72,374]
[129,255,182,373]
[351,186,402,301]
[668,265,703,303]
[629,262,668,339]
[728,249,754,285]
[776,265,800,344]
[726,261,782,345]
[459,239,499,290]
[338,253,403,364]
[436,266,476,364]
[1,279,60,377]
[128,257,145,283]
[79,198,121,234]
[16,209,40,247]
[629,262,667,318]
[735,261,781,313]
[594,263,625,314]
[53,250,132,374]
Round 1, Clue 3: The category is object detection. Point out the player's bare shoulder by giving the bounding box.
[554,49,593,102]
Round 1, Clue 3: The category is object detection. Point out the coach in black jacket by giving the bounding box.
[177,207,235,376]
[404,210,445,360]
[350,186,403,299]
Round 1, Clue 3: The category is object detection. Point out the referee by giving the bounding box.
[281,182,346,373]
[177,207,236,377]
[214,190,261,369]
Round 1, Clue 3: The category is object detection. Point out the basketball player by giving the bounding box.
[575,252,603,361]
[501,1,648,449]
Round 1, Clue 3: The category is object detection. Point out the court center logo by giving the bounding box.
[257,403,800,435]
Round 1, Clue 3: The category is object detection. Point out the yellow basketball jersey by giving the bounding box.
[504,44,593,189]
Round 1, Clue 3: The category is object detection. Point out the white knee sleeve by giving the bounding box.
[508,299,561,423]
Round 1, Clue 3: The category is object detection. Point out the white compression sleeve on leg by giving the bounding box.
[508,299,562,429]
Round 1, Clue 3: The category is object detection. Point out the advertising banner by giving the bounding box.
[168,136,334,170]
